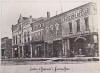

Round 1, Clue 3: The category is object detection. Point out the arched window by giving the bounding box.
[16,36,17,44]
[13,36,15,44]
[24,32,26,42]
[76,19,80,32]
[19,34,21,43]
[84,17,89,31]
[69,22,72,33]
[27,32,30,42]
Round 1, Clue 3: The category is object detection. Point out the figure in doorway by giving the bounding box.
[70,50,75,57]
[79,48,82,55]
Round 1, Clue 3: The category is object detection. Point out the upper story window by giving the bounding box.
[84,17,89,31]
[31,23,33,31]
[69,22,72,33]
[13,36,15,44]
[76,19,80,32]
[50,25,54,31]
[16,36,17,44]
[24,32,26,42]
[19,34,21,43]
[55,23,60,35]
[27,32,30,42]
[45,27,49,33]
[19,25,21,30]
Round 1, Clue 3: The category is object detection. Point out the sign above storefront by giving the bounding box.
[63,7,89,22]
[65,31,90,38]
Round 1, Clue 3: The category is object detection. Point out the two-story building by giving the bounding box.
[1,37,12,59]
[44,2,98,57]
[30,17,46,57]
[12,2,99,58]
[12,14,37,58]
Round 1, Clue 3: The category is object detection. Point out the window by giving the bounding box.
[32,26,33,31]
[16,36,17,44]
[19,34,21,43]
[84,17,89,31]
[50,25,54,30]
[27,32,30,42]
[46,27,49,33]
[55,23,59,31]
[76,19,80,32]
[24,32,26,42]
[69,22,72,33]
[31,23,33,31]
[1,49,4,56]
[19,25,21,30]
[55,23,59,35]
[32,37,34,41]
[13,36,15,44]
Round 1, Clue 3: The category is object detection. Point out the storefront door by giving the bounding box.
[74,37,87,56]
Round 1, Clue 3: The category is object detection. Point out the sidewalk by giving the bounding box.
[1,57,99,65]
[1,57,99,61]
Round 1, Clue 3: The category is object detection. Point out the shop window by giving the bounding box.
[76,19,80,32]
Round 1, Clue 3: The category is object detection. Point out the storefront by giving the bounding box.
[31,41,45,57]
[53,40,63,57]
[12,45,19,58]
[23,44,31,58]
[69,33,98,57]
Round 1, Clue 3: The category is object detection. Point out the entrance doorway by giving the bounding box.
[14,48,18,58]
[34,44,44,57]
[74,37,87,56]
[53,40,62,57]
[24,45,30,58]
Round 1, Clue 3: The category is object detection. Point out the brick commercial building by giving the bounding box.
[1,37,12,59]
[44,2,98,57]
[12,2,99,58]
[30,17,46,57]
[12,14,46,58]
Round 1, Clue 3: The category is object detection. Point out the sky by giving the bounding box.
[0,0,92,38]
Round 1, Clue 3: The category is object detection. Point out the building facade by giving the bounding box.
[30,17,46,57]
[1,37,12,59]
[44,2,98,57]
[12,14,46,58]
[12,2,99,58]
[12,15,36,58]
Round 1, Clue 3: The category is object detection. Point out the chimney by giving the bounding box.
[30,15,32,18]
[47,11,50,18]
[29,15,32,23]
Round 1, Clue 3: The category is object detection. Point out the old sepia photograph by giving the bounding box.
[0,0,100,73]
